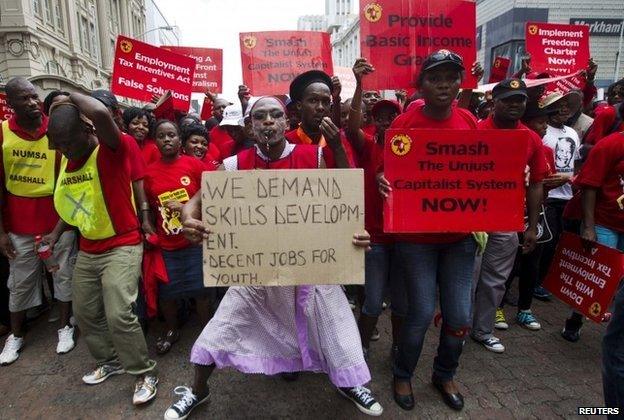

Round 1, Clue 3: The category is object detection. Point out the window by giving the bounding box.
[43,0,52,23]
[109,0,121,33]
[79,15,89,52]
[490,40,526,75]
[33,0,41,16]
[89,22,97,57]
[54,0,64,33]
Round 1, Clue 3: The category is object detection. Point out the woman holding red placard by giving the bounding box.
[377,49,478,412]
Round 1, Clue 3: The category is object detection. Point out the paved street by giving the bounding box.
[0,294,605,419]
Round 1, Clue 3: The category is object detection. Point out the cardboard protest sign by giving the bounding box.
[488,56,510,83]
[239,31,333,96]
[201,169,365,287]
[525,22,590,93]
[333,66,357,99]
[162,46,223,93]
[0,93,14,121]
[111,35,195,110]
[359,0,477,90]
[383,129,528,232]
[543,232,624,323]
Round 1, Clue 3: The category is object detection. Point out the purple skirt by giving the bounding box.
[190,285,370,388]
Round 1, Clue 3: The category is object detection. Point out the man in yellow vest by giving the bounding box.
[46,92,157,406]
[0,78,77,366]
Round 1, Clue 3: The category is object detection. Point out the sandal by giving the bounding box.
[156,330,180,354]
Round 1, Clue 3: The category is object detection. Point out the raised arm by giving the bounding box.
[70,92,120,150]
[346,58,375,153]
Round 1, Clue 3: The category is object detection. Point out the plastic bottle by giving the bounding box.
[34,235,59,273]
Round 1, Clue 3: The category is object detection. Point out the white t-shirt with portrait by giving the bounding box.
[542,124,580,200]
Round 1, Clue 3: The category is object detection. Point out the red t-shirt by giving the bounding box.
[65,135,142,253]
[285,128,356,168]
[139,138,160,166]
[209,125,236,159]
[389,103,478,244]
[0,116,60,235]
[574,132,624,233]
[206,142,222,164]
[234,144,319,170]
[144,155,209,250]
[121,133,147,181]
[357,135,392,244]
[477,116,548,183]
[584,105,624,146]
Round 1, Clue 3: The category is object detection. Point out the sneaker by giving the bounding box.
[473,336,505,353]
[494,308,509,330]
[338,386,383,416]
[164,386,210,420]
[82,364,125,385]
[533,286,552,301]
[370,327,380,341]
[56,325,75,354]
[517,310,541,330]
[561,318,582,342]
[133,373,158,405]
[0,334,24,365]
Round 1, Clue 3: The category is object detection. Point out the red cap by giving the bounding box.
[371,100,402,117]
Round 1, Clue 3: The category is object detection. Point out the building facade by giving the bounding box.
[297,15,327,32]
[144,0,178,47]
[477,0,624,87]
[0,0,146,95]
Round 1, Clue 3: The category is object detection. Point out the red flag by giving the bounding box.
[488,57,510,83]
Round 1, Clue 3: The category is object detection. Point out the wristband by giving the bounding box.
[140,202,150,211]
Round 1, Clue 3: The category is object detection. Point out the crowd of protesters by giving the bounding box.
[0,46,623,419]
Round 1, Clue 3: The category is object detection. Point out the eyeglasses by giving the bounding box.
[427,50,463,65]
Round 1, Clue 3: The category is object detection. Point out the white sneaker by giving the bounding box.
[164,386,210,419]
[56,325,75,354]
[0,334,24,365]
[337,386,383,416]
[82,364,125,385]
[133,374,159,405]
[473,336,505,353]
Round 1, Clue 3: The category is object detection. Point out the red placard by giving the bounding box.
[200,97,213,121]
[111,35,195,111]
[0,93,14,121]
[383,129,528,232]
[162,46,223,94]
[543,232,624,323]
[239,31,334,96]
[359,0,477,90]
[525,22,590,93]
[488,56,510,83]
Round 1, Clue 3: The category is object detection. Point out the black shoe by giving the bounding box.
[392,378,414,411]
[432,377,464,411]
[533,286,552,301]
[561,319,582,342]
[280,372,300,382]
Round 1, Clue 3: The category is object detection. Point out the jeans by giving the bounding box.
[599,225,624,416]
[362,243,407,318]
[393,236,477,381]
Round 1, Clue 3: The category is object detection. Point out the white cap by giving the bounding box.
[243,96,261,121]
[219,104,244,127]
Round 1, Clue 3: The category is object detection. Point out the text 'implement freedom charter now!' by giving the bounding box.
[201,169,365,287]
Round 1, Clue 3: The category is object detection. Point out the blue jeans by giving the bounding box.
[393,236,477,382]
[599,226,624,415]
[362,243,407,318]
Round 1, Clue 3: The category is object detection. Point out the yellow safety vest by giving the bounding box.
[2,120,55,197]
[54,145,116,240]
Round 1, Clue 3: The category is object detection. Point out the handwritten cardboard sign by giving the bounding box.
[359,0,477,90]
[239,31,334,96]
[543,232,624,323]
[525,22,590,93]
[201,169,365,287]
[0,93,14,121]
[111,35,195,110]
[162,46,223,93]
[383,129,528,232]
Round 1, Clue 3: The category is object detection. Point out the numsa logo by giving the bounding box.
[590,302,602,317]
[120,39,133,54]
[390,134,412,157]
[363,2,383,23]
[528,25,538,36]
[243,35,257,49]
